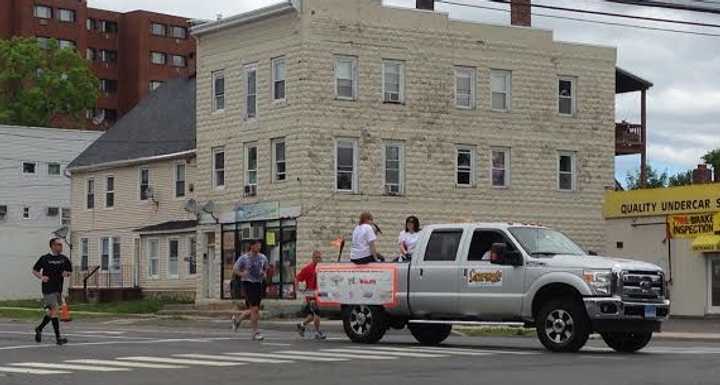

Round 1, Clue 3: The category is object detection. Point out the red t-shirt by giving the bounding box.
[296,262,318,300]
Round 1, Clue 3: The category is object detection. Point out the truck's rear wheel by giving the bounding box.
[536,298,590,353]
[601,332,652,353]
[408,323,452,346]
[342,305,388,344]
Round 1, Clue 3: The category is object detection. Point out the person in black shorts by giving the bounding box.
[233,240,269,341]
[32,238,72,345]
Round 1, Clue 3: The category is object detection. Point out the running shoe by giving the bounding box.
[232,315,240,332]
[56,337,68,346]
[34,327,41,343]
[252,332,264,341]
[314,330,327,340]
[296,323,306,337]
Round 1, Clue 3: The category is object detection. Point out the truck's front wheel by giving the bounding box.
[342,305,388,344]
[408,323,452,346]
[601,332,652,353]
[536,298,590,352]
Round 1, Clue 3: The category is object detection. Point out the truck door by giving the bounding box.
[457,228,525,319]
[409,227,464,317]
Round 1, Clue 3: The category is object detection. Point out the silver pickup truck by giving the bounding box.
[336,223,670,353]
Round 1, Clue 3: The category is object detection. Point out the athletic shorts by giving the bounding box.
[42,292,61,310]
[302,300,320,317]
[242,281,264,307]
[351,256,376,265]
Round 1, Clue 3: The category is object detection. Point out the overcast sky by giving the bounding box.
[91,0,720,185]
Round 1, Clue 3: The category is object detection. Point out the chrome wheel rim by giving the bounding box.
[545,309,575,344]
[350,306,372,336]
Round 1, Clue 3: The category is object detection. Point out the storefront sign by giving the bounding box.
[604,184,720,219]
[668,213,718,239]
[316,264,397,307]
[692,235,720,252]
[235,202,280,222]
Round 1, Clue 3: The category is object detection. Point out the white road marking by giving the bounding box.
[67,359,188,369]
[276,350,396,360]
[260,342,293,346]
[0,366,71,375]
[176,354,293,364]
[74,331,127,335]
[117,357,243,367]
[10,363,129,372]
[321,348,446,358]
[0,336,253,351]
[368,346,492,356]
[0,331,152,340]
[422,346,540,355]
[226,352,348,362]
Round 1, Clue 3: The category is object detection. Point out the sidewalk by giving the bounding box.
[654,317,720,341]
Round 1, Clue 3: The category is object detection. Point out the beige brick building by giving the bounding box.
[191,0,624,301]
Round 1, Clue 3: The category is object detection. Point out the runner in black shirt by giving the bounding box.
[32,238,72,345]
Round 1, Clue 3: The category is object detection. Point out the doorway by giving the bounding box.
[203,232,215,299]
[708,255,720,314]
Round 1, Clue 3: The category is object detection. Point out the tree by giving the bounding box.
[0,37,98,127]
[668,170,693,187]
[625,164,668,190]
[702,149,720,172]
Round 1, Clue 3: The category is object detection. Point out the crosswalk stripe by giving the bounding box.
[226,352,348,362]
[421,346,540,355]
[117,357,243,367]
[275,350,396,360]
[367,346,492,356]
[176,354,293,364]
[0,366,71,375]
[67,359,188,369]
[321,348,446,358]
[10,363,129,372]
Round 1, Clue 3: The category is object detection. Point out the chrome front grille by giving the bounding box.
[620,270,665,301]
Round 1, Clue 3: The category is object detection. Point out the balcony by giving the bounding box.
[616,121,643,155]
[615,67,653,186]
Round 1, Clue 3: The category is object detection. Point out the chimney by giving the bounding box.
[693,164,713,184]
[416,0,434,11]
[511,0,531,27]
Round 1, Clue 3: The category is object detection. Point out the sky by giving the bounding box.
[91,0,720,186]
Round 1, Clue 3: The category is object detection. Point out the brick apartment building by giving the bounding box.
[0,0,196,129]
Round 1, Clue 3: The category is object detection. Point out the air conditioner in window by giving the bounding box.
[385,185,400,196]
[0,205,7,219]
[244,185,257,197]
[385,92,401,103]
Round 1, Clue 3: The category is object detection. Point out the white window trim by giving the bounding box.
[151,51,166,65]
[271,138,286,183]
[212,146,225,191]
[48,162,62,176]
[271,56,286,103]
[168,238,180,279]
[335,138,359,193]
[455,66,476,110]
[383,141,405,195]
[490,147,511,188]
[21,161,38,176]
[34,5,52,19]
[335,55,358,101]
[110,237,121,272]
[558,76,577,116]
[490,69,512,112]
[244,142,258,188]
[138,167,151,202]
[99,237,110,271]
[22,207,31,220]
[557,151,577,192]
[174,161,186,200]
[212,70,225,113]
[245,63,257,120]
[382,59,405,104]
[147,238,160,279]
[80,238,89,271]
[456,145,476,187]
[86,177,95,211]
[104,174,115,209]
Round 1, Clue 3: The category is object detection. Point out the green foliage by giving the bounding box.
[625,165,668,190]
[668,170,693,187]
[702,149,720,170]
[0,37,98,127]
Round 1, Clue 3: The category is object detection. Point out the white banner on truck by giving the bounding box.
[316,264,397,306]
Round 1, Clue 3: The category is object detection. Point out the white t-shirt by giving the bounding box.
[351,224,377,260]
[398,231,420,255]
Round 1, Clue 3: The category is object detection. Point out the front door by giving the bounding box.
[204,232,215,299]
[133,238,140,288]
[458,229,525,319]
[708,255,720,314]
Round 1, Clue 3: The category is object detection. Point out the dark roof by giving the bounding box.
[616,67,653,94]
[134,220,197,233]
[68,77,196,169]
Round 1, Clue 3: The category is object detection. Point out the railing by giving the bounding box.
[616,121,643,146]
[72,264,135,289]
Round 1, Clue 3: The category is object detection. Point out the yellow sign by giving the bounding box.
[692,235,720,252]
[667,213,717,239]
[604,184,720,218]
[266,232,276,246]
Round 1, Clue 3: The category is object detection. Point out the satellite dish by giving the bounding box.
[184,199,200,215]
[202,201,215,214]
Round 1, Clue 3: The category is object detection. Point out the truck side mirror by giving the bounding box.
[490,242,523,266]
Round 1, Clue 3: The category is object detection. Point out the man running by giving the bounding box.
[32,238,72,345]
[233,240,269,341]
[296,250,326,339]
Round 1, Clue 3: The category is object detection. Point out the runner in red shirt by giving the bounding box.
[296,251,326,339]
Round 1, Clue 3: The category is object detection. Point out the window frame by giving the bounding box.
[558,76,577,116]
[80,238,89,271]
[58,39,75,50]
[272,138,287,183]
[456,145,476,187]
[455,66,476,110]
[47,163,61,176]
[57,8,75,23]
[105,175,115,209]
[244,142,258,189]
[61,207,71,226]
[33,5,52,19]
[384,141,405,195]
[100,237,110,271]
[423,229,464,262]
[335,138,359,193]
[86,177,95,210]
[490,147,511,188]
[149,80,164,92]
[147,238,160,279]
[382,59,405,104]
[21,161,37,175]
[335,55,358,101]
[557,151,577,192]
[138,168,151,201]
[245,64,257,119]
[22,207,31,220]
[271,56,287,102]
[212,146,225,190]
[212,70,225,113]
[170,54,186,68]
[150,51,166,65]
[171,26,187,39]
[174,162,186,199]
[168,239,179,279]
[151,22,167,37]
[490,69,512,112]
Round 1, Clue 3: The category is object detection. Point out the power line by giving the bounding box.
[606,0,720,14]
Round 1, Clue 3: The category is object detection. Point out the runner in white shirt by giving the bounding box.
[398,216,421,259]
[351,212,381,264]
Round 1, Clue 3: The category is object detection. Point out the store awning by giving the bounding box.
[692,235,720,252]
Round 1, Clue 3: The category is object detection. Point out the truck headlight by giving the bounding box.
[583,270,612,296]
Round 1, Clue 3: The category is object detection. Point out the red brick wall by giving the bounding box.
[511,0,531,27]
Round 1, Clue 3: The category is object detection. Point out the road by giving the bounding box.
[0,319,719,385]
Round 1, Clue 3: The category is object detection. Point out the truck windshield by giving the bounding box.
[508,227,586,257]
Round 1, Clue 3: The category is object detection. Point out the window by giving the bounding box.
[424,230,463,262]
[558,151,577,191]
[86,18,95,31]
[47,163,61,176]
[168,240,179,278]
[272,57,286,101]
[383,60,405,103]
[47,207,59,217]
[212,70,225,112]
[245,64,257,119]
[148,239,159,278]
[61,208,71,226]
[456,146,475,186]
[139,168,150,201]
[86,178,95,209]
[58,40,75,50]
[245,143,258,189]
[170,55,186,67]
[36,37,50,49]
[188,237,197,275]
[22,207,31,219]
[175,163,186,198]
[385,142,404,194]
[99,49,117,63]
[467,230,518,261]
[212,147,225,189]
[151,52,166,65]
[559,77,576,115]
[151,23,167,36]
[101,238,110,270]
[99,20,118,33]
[86,48,95,61]
[335,139,358,192]
[99,79,117,94]
[272,139,286,182]
[171,26,187,39]
[491,148,510,188]
[112,237,121,271]
[455,66,476,109]
[80,239,89,271]
[149,80,164,91]
[490,70,511,111]
[58,9,75,23]
[105,176,114,208]
[335,56,357,100]
[22,162,37,175]
[33,5,52,19]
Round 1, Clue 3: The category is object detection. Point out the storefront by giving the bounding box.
[604,184,720,317]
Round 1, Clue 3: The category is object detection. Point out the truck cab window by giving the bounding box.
[424,230,462,261]
[468,230,517,261]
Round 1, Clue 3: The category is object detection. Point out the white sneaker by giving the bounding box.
[252,332,264,341]
[232,316,240,332]
[314,331,327,340]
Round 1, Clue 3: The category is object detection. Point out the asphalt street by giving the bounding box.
[0,319,719,385]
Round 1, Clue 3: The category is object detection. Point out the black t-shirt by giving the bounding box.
[33,253,72,295]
